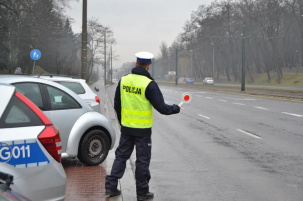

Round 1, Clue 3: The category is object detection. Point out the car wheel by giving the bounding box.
[78,129,109,166]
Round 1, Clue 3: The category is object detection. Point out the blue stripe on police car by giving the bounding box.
[0,140,49,168]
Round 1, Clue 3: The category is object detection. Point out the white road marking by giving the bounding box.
[206,97,213,99]
[198,114,210,119]
[233,102,245,106]
[254,106,269,110]
[225,97,256,101]
[195,95,203,97]
[236,129,262,139]
[281,112,302,117]
[218,99,227,102]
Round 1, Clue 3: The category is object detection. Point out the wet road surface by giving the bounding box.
[106,83,303,201]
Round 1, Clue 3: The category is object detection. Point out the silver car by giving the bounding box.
[36,75,101,113]
[0,84,66,200]
[0,75,116,166]
[202,77,214,85]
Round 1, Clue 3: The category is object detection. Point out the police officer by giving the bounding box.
[105,52,180,200]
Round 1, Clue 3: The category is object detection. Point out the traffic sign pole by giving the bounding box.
[32,61,36,74]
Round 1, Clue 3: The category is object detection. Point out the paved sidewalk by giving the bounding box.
[63,158,108,201]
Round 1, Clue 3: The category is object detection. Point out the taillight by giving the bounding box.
[38,125,62,163]
[95,96,100,104]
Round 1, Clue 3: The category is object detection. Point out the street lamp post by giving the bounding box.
[241,22,246,92]
[104,28,107,87]
[175,48,178,85]
[81,0,87,80]
[152,58,155,79]
[110,46,113,83]
[190,50,193,78]
[211,42,215,78]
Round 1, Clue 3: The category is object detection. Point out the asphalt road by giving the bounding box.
[106,83,303,201]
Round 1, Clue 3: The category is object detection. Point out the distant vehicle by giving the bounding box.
[203,77,214,85]
[0,75,116,166]
[185,78,194,84]
[36,75,101,113]
[0,84,66,201]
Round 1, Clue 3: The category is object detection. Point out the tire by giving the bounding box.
[78,129,109,166]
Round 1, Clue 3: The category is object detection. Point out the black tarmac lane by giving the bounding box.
[105,83,303,201]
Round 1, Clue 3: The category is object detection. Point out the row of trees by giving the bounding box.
[0,0,76,74]
[0,0,115,81]
[155,0,303,83]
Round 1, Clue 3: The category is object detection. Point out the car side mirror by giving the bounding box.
[94,86,99,92]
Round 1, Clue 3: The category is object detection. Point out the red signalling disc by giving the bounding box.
[184,95,190,101]
[181,92,192,103]
[179,92,192,107]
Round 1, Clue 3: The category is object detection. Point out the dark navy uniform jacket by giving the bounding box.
[114,66,180,137]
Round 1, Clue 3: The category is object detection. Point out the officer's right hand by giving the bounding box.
[172,104,180,113]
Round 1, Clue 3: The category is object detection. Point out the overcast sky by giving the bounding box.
[65,0,213,68]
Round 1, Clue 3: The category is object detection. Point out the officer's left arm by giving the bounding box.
[146,81,180,115]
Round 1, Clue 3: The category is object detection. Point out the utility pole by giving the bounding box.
[104,28,107,86]
[110,46,113,83]
[152,58,155,79]
[81,0,87,79]
[211,43,215,78]
[241,22,246,92]
[175,48,178,85]
[190,51,193,78]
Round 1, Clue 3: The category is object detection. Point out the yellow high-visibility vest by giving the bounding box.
[120,74,153,128]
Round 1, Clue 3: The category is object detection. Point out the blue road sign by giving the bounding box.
[30,49,41,61]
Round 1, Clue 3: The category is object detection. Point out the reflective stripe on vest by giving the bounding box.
[121,74,153,128]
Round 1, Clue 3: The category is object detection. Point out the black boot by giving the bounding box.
[105,189,121,197]
[137,192,154,201]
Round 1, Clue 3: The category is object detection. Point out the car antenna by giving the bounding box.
[38,72,44,78]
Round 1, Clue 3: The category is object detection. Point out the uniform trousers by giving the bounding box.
[105,133,152,195]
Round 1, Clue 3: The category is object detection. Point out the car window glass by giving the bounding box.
[46,85,81,110]
[13,83,43,110]
[56,81,85,94]
[0,96,43,128]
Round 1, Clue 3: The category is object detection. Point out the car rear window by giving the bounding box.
[0,96,43,128]
[56,81,85,94]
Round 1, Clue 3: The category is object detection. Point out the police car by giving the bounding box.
[0,84,66,201]
[0,75,116,166]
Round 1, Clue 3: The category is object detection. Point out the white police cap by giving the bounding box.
[135,52,154,64]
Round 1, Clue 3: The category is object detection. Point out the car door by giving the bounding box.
[42,84,85,152]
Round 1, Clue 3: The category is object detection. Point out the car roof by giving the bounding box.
[0,75,92,111]
[35,75,86,83]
